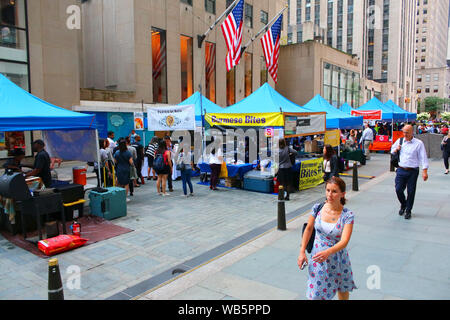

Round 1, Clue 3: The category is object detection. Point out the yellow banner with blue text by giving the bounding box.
[299,157,324,191]
[324,129,341,148]
[205,113,285,127]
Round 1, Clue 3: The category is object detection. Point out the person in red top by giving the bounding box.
[441,125,449,136]
[154,140,173,196]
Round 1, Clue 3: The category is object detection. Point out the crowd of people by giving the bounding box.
[95,131,199,202]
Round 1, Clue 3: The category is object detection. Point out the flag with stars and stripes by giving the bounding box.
[261,14,283,83]
[221,0,244,72]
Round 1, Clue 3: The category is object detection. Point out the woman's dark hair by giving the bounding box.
[279,139,287,149]
[99,139,105,149]
[323,144,335,160]
[326,176,347,206]
[150,136,159,145]
[157,140,167,154]
[118,139,128,153]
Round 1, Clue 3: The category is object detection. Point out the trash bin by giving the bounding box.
[72,167,87,186]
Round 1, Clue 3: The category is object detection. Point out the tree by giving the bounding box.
[424,97,450,118]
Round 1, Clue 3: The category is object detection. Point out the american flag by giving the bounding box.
[205,42,216,86]
[221,0,244,72]
[152,38,166,80]
[261,14,283,83]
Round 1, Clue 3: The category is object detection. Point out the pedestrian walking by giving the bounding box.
[126,137,139,196]
[277,138,297,201]
[441,130,450,175]
[208,143,223,191]
[114,139,133,202]
[323,144,339,182]
[94,139,112,187]
[391,125,429,220]
[359,123,374,160]
[298,177,356,300]
[154,140,172,196]
[176,146,194,197]
[146,137,159,181]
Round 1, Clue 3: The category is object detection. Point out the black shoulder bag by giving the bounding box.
[301,202,326,254]
[390,138,404,169]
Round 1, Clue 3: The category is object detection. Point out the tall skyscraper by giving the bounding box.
[286,0,418,111]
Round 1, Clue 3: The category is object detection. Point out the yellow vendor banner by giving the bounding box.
[324,129,341,147]
[205,113,285,127]
[299,157,324,191]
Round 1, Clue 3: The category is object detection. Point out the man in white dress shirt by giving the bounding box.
[359,123,374,160]
[391,125,429,220]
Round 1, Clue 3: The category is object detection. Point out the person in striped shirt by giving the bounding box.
[146,137,160,181]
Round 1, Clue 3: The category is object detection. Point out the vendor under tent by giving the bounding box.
[0,73,100,240]
[384,100,417,122]
[302,95,364,130]
[356,97,405,122]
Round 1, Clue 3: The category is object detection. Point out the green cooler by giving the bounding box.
[88,187,127,220]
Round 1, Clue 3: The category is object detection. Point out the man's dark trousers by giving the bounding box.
[395,167,420,213]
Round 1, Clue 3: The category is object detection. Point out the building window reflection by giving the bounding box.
[226,68,235,106]
[323,62,360,108]
[244,52,252,97]
[180,35,193,101]
[152,28,167,103]
[260,56,268,85]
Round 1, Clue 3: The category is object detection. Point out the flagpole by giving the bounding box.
[240,5,288,57]
[197,0,241,48]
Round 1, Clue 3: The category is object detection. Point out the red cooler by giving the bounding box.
[73,167,87,186]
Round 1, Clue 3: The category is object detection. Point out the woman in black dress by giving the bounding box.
[114,139,134,201]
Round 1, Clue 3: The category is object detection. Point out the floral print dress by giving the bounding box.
[306,203,357,300]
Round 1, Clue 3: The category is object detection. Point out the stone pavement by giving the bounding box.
[138,158,450,300]
[0,153,434,300]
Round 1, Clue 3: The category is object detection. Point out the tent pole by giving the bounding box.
[95,129,102,188]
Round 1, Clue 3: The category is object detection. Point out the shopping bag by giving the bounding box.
[219,162,228,178]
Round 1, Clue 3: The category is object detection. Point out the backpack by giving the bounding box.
[391,138,404,169]
[153,152,166,172]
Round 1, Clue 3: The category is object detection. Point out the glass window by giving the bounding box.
[260,10,268,25]
[152,28,168,103]
[244,53,252,97]
[323,85,331,101]
[260,56,268,86]
[205,42,216,103]
[205,0,216,14]
[245,3,253,28]
[0,0,26,28]
[180,0,192,5]
[180,35,194,101]
[227,68,236,106]
[425,74,430,82]
[433,73,439,81]
[324,63,332,86]
[0,60,28,91]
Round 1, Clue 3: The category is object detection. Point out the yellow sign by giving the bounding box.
[324,129,341,147]
[205,113,285,127]
[299,157,324,191]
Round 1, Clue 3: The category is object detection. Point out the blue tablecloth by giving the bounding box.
[198,163,255,180]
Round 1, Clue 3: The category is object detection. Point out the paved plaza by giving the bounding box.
[0,153,448,300]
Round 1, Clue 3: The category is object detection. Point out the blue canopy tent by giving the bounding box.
[0,73,100,184]
[340,102,355,115]
[220,83,313,114]
[0,74,96,132]
[302,95,364,129]
[178,91,225,126]
[384,100,417,121]
[357,97,404,122]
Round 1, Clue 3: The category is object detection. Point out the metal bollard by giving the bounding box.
[352,161,359,192]
[277,186,287,231]
[48,258,64,300]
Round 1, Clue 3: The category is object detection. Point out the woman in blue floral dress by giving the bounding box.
[298,177,357,300]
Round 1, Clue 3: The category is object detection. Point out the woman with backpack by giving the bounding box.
[176,145,195,197]
[154,140,172,196]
